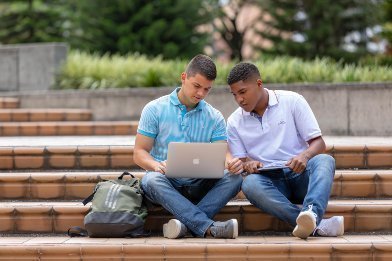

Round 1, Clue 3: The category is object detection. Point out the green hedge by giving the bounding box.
[56,51,392,89]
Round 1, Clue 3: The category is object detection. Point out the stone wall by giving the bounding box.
[0,43,67,91]
[2,82,391,136]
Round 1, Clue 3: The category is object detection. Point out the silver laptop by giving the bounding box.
[165,142,227,179]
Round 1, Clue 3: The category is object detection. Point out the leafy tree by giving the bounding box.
[382,0,392,55]
[71,0,209,59]
[0,0,70,44]
[256,0,383,63]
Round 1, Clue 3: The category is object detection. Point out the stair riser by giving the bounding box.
[0,204,391,234]
[0,101,19,109]
[1,146,392,169]
[0,111,92,122]
[0,243,389,260]
[0,146,135,170]
[0,122,138,136]
[1,172,391,200]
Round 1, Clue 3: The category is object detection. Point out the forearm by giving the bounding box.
[301,136,326,160]
[133,149,160,171]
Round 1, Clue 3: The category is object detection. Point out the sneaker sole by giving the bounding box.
[163,219,182,239]
[336,216,345,236]
[293,213,316,239]
[231,219,239,239]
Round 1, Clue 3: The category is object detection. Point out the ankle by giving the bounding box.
[205,227,212,237]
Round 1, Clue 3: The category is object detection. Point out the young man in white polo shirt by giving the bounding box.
[134,55,244,239]
[226,62,344,239]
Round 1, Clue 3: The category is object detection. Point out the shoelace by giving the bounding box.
[307,204,318,218]
[211,225,224,237]
[308,204,319,236]
[211,222,230,237]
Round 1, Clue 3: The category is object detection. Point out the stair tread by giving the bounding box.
[0,234,391,245]
[0,235,391,259]
[0,121,136,125]
[0,108,91,112]
[1,169,391,176]
[1,135,392,147]
[1,199,391,207]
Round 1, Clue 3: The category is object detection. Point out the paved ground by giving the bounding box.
[0,135,391,147]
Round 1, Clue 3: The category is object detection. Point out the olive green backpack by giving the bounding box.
[69,172,149,238]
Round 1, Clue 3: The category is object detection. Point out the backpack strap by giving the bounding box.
[68,226,88,237]
[82,191,96,205]
[118,171,135,179]
[83,171,137,205]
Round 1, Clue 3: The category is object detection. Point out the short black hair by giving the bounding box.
[186,54,217,81]
[227,62,261,85]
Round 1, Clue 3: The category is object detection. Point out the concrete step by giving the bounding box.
[0,97,19,109]
[1,143,392,170]
[0,121,138,136]
[0,108,92,122]
[0,170,391,200]
[0,199,391,234]
[0,145,134,170]
[0,235,391,259]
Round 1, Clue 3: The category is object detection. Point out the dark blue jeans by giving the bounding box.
[141,170,243,237]
[241,154,335,227]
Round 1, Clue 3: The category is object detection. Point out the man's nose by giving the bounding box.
[198,90,206,97]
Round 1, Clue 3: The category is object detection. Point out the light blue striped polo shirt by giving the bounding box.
[137,88,227,162]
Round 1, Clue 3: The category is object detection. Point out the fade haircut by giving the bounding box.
[186,54,217,81]
[227,62,261,85]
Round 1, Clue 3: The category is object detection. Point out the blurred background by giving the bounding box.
[0,0,391,88]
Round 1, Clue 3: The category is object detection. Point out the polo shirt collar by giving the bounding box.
[242,88,278,116]
[169,87,206,111]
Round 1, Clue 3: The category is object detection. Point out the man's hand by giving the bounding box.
[285,153,310,173]
[227,157,244,174]
[243,160,263,174]
[154,161,167,174]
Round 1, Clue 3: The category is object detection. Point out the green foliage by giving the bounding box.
[382,0,392,54]
[0,0,71,44]
[56,51,392,90]
[256,0,383,63]
[56,51,185,89]
[70,0,209,59]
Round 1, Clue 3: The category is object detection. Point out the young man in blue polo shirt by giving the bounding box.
[133,54,244,239]
[226,62,344,239]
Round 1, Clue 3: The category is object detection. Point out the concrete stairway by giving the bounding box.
[1,97,392,259]
[0,170,391,234]
[0,97,137,136]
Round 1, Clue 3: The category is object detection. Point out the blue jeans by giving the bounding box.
[141,170,243,237]
[241,154,335,227]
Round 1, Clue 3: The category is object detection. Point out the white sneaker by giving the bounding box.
[163,219,187,239]
[292,205,317,239]
[314,216,344,237]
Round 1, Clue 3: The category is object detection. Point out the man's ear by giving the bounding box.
[257,79,263,88]
[181,72,187,83]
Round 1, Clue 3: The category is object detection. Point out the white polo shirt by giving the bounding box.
[227,89,322,167]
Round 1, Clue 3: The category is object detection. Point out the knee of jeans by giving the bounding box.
[231,173,244,188]
[313,154,335,168]
[141,172,167,190]
[241,175,258,195]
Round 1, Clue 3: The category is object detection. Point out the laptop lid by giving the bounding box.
[165,142,227,179]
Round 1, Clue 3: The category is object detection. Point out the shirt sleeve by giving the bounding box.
[227,118,247,158]
[293,95,322,142]
[137,102,158,138]
[211,111,227,142]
